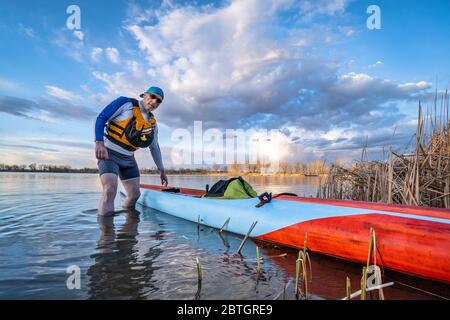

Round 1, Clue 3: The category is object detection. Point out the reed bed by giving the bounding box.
[318,93,450,208]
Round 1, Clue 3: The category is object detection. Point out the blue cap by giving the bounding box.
[140,86,164,101]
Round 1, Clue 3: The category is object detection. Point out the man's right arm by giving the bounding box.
[94,96,130,159]
[94,96,130,142]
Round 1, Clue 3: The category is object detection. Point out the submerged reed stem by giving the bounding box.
[366,228,374,268]
[361,266,367,300]
[196,257,202,282]
[295,257,301,298]
[346,276,351,300]
[256,246,261,273]
[195,257,203,300]
[303,232,308,256]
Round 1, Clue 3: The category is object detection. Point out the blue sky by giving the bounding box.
[0,0,449,168]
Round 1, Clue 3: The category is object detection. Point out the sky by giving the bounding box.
[0,0,449,169]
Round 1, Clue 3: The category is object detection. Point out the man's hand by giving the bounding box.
[95,141,109,160]
[160,170,168,186]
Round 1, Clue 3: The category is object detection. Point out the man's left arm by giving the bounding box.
[149,126,168,186]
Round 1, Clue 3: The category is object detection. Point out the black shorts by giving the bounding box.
[97,148,140,180]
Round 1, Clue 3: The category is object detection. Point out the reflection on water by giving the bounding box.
[87,211,161,299]
[0,172,448,300]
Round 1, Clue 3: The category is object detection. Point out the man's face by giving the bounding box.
[142,93,162,112]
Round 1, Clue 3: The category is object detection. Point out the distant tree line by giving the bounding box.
[228,160,332,175]
[139,167,228,175]
[0,163,98,173]
[1,160,335,175]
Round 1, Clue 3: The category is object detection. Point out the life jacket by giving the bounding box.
[105,98,157,151]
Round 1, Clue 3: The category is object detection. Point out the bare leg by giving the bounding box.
[121,177,141,210]
[99,173,118,215]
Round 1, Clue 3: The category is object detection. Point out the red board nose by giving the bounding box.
[257,213,450,284]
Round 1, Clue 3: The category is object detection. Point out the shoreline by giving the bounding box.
[0,170,327,177]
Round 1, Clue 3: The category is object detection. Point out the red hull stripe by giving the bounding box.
[257,213,450,283]
[140,184,205,196]
[274,195,450,220]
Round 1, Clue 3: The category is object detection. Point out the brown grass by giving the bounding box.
[318,92,449,208]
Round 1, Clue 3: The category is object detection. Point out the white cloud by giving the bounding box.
[345,29,355,36]
[45,85,80,101]
[398,81,431,91]
[0,135,97,168]
[87,0,434,163]
[52,28,84,62]
[300,0,352,20]
[339,72,374,85]
[333,73,431,101]
[91,47,122,64]
[105,47,120,64]
[368,60,383,68]
[29,110,59,124]
[126,0,297,100]
[18,23,36,38]
[322,128,355,141]
[338,26,356,37]
[73,30,84,41]
[80,84,91,93]
[91,47,103,61]
[0,77,20,91]
[0,146,97,168]
[91,70,143,103]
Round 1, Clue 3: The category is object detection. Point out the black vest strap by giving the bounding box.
[105,135,137,151]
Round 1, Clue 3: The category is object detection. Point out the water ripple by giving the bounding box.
[0,173,448,300]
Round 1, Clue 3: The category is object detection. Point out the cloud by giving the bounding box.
[91,70,144,104]
[0,147,97,168]
[90,47,122,64]
[26,137,93,149]
[345,29,355,36]
[85,0,435,163]
[52,28,85,62]
[124,2,160,25]
[105,48,120,64]
[0,135,175,169]
[100,1,431,135]
[368,61,383,68]
[73,30,84,41]
[0,96,38,119]
[91,47,103,61]
[299,0,352,21]
[398,81,431,91]
[45,85,81,101]
[0,143,58,152]
[80,84,91,93]
[0,77,20,91]
[0,136,98,167]
[18,23,36,39]
[0,95,97,121]
[0,136,93,150]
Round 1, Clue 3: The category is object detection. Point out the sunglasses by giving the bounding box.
[148,94,162,104]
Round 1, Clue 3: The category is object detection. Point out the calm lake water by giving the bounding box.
[0,172,448,300]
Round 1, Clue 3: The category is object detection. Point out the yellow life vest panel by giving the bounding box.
[105,98,157,151]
